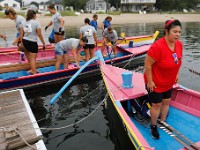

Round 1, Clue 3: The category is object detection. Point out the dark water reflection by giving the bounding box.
[3,22,199,150]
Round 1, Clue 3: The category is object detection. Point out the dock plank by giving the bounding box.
[0,90,46,150]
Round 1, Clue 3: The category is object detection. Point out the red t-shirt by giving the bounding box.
[144,37,182,93]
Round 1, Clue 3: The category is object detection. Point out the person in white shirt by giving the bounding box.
[19,10,46,75]
[54,37,88,70]
[45,4,65,43]
[80,18,97,61]
[5,7,25,45]
[101,26,118,57]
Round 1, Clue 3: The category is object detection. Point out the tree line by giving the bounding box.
[155,0,200,11]
[17,0,200,12]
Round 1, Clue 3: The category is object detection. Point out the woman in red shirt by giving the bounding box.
[144,20,182,139]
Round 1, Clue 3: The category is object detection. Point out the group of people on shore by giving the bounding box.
[1,4,118,74]
[2,5,183,140]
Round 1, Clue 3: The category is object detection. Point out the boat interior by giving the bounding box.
[121,89,200,150]
[0,45,135,80]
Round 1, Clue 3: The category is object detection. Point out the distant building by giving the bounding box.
[120,0,156,12]
[39,0,64,12]
[24,4,38,11]
[86,0,108,13]
[0,0,20,11]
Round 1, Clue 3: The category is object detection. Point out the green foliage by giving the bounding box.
[63,0,88,11]
[0,12,5,18]
[63,0,200,12]
[108,0,121,10]
[45,11,77,16]
[107,11,121,15]
[155,0,199,11]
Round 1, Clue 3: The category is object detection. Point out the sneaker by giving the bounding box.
[150,124,160,139]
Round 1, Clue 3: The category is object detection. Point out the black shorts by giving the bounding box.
[22,39,38,53]
[48,37,55,44]
[83,44,95,49]
[54,31,65,36]
[111,41,117,45]
[147,88,172,104]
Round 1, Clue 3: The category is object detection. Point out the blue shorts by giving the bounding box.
[55,43,68,55]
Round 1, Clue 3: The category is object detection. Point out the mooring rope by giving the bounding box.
[33,94,108,131]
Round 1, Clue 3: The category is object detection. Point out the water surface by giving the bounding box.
[1,22,200,150]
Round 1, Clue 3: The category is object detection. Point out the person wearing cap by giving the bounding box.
[54,37,88,70]
[5,7,25,45]
[144,20,182,139]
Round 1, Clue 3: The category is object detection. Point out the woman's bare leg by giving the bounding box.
[55,55,63,70]
[29,52,37,74]
[63,54,69,69]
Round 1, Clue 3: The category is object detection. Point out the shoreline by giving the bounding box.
[0,13,200,30]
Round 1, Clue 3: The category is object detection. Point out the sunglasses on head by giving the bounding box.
[172,53,178,64]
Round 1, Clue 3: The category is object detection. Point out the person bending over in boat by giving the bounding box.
[5,7,25,46]
[101,26,118,57]
[0,34,6,40]
[101,16,112,32]
[80,18,97,61]
[54,37,88,70]
[144,20,182,139]
[45,4,65,43]
[19,10,46,75]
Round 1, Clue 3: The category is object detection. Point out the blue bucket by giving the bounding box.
[129,40,133,47]
[122,71,133,88]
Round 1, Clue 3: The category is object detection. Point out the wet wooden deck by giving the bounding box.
[0,89,46,150]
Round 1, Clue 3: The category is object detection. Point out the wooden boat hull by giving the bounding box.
[0,31,159,91]
[0,34,156,53]
[100,64,200,150]
[0,32,159,65]
[0,43,153,91]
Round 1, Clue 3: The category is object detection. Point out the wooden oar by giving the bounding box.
[0,56,86,74]
[158,119,200,150]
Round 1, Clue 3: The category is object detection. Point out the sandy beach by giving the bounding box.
[0,13,200,29]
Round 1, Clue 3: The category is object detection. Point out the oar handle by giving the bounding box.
[159,123,196,150]
[158,120,200,150]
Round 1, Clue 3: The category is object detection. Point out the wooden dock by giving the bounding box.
[0,89,46,150]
